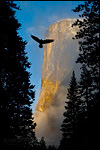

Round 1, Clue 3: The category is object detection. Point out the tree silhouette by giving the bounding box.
[60,71,80,150]
[72,1,99,104]
[72,1,100,149]
[47,145,57,150]
[0,1,36,149]
[39,137,47,150]
[60,2,99,149]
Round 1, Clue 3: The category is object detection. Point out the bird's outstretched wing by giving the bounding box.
[31,35,41,43]
[42,39,54,44]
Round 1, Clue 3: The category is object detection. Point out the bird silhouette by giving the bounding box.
[31,35,54,48]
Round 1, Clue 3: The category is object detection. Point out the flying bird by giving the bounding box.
[31,35,54,48]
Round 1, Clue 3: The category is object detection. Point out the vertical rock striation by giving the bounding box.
[34,19,80,146]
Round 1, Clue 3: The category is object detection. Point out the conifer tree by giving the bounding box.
[0,1,36,148]
[47,145,57,150]
[72,1,99,107]
[72,1,100,149]
[39,137,47,150]
[60,71,80,150]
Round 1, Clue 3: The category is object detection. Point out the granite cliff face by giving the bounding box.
[34,19,80,146]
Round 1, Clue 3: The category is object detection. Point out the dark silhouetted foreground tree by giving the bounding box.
[60,71,80,150]
[0,1,37,149]
[72,1,99,105]
[60,1,99,150]
[39,137,47,150]
[72,1,100,149]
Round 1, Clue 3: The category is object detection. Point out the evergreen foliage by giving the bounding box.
[39,137,47,150]
[60,1,100,150]
[72,3,100,149]
[72,1,99,105]
[0,1,37,149]
[47,145,57,150]
[1,1,99,150]
[60,71,80,150]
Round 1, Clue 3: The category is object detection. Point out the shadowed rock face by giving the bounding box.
[34,19,80,146]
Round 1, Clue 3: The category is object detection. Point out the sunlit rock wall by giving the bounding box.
[34,19,80,146]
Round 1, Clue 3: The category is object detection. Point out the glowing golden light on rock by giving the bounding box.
[36,79,59,112]
[34,19,80,146]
